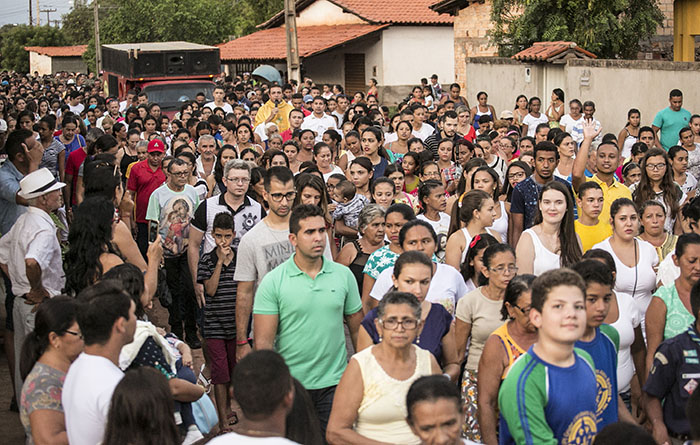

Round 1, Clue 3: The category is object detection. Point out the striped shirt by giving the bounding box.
[197,250,237,340]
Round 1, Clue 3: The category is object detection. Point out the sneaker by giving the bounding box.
[182,426,204,445]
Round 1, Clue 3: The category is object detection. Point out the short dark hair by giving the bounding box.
[335,180,356,201]
[582,249,617,279]
[4,129,34,161]
[399,219,438,248]
[534,141,559,161]
[502,274,536,320]
[406,375,461,424]
[594,422,655,445]
[385,203,416,222]
[670,89,683,98]
[102,263,146,319]
[167,157,187,173]
[289,204,325,235]
[531,268,586,313]
[76,280,132,346]
[572,259,614,289]
[264,166,294,191]
[233,350,292,419]
[676,233,700,259]
[578,181,602,198]
[213,212,233,231]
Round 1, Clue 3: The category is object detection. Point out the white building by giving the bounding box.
[24,45,88,76]
[218,0,455,104]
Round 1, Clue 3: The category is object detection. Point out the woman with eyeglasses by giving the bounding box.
[476,274,537,445]
[630,148,684,234]
[20,296,83,445]
[358,251,460,378]
[327,291,441,445]
[455,243,517,442]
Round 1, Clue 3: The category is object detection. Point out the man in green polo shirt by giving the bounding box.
[653,89,692,151]
[253,204,363,439]
[572,119,632,227]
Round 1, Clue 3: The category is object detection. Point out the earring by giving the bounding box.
[378,334,382,342]
[416,335,421,345]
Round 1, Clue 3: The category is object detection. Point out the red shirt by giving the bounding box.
[65,148,87,205]
[127,160,166,223]
[281,129,294,142]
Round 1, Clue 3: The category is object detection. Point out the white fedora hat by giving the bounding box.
[18,168,66,200]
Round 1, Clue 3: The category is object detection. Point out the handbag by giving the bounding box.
[191,393,218,435]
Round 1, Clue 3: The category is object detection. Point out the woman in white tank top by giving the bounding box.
[470,166,509,243]
[516,181,582,275]
[445,190,498,270]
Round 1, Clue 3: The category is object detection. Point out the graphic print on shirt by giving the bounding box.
[263,241,295,272]
[595,369,613,418]
[160,195,196,256]
[562,410,597,445]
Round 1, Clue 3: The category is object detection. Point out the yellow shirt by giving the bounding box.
[575,219,613,253]
[576,175,632,225]
[254,99,294,132]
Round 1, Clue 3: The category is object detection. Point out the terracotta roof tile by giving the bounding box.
[512,41,597,62]
[260,0,452,29]
[218,24,388,62]
[24,45,88,57]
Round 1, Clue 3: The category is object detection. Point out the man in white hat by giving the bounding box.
[0,167,66,400]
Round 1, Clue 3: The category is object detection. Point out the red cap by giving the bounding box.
[147,139,165,153]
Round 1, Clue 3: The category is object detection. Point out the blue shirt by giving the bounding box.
[643,324,700,436]
[510,176,574,229]
[55,134,85,159]
[575,325,620,429]
[0,160,27,235]
[499,347,598,445]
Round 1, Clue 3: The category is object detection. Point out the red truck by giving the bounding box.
[102,41,220,118]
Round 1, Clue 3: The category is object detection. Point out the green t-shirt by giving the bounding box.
[652,107,691,150]
[253,255,362,390]
[499,347,598,444]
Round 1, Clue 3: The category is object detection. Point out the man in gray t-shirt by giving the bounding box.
[234,167,296,361]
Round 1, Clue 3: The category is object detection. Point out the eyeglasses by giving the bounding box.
[226,177,250,184]
[64,330,83,340]
[646,163,666,171]
[171,171,189,177]
[269,191,297,202]
[490,265,518,275]
[511,303,531,315]
[508,172,526,181]
[379,318,419,330]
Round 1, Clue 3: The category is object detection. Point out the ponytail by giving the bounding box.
[20,331,45,380]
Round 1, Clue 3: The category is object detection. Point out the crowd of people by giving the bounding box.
[2,69,700,445]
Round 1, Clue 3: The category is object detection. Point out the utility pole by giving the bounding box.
[40,7,57,26]
[28,0,33,26]
[35,0,40,25]
[283,0,300,86]
[94,0,102,74]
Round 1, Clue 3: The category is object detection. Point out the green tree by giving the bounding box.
[0,25,68,72]
[61,0,96,44]
[489,0,664,59]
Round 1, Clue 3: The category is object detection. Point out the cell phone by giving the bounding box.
[148,220,159,243]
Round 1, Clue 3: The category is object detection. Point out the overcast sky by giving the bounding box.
[0,0,73,27]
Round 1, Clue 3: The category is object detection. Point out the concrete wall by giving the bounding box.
[381,26,454,86]
[29,52,52,76]
[465,57,700,136]
[53,57,87,75]
[296,0,364,26]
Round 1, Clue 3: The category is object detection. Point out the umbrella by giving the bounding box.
[252,65,283,85]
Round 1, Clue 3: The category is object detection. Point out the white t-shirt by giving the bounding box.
[591,238,658,323]
[370,263,468,316]
[417,212,451,262]
[301,113,337,142]
[384,132,398,144]
[208,432,299,444]
[412,123,435,141]
[559,114,583,136]
[69,103,85,115]
[522,113,549,137]
[610,291,642,393]
[322,165,344,183]
[63,353,124,445]
[657,250,679,287]
[204,101,233,114]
